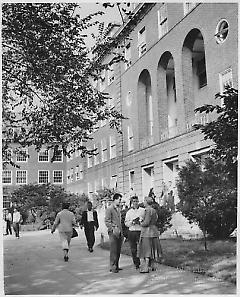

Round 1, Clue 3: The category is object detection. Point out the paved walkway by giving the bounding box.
[3,229,236,295]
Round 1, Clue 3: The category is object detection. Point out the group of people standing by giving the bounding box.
[105,193,163,273]
[51,193,163,273]
[3,208,22,238]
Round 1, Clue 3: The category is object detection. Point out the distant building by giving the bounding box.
[2,146,67,208]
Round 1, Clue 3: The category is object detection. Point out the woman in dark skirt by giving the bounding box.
[139,196,163,273]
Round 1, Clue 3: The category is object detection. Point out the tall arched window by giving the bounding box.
[137,70,153,147]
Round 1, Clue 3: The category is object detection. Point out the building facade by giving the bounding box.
[2,146,67,208]
[66,3,237,209]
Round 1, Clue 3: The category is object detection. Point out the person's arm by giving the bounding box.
[141,208,151,227]
[94,211,99,230]
[51,213,60,233]
[105,208,114,232]
[124,209,132,228]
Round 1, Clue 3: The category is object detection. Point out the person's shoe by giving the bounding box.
[89,247,93,252]
[110,269,118,273]
[135,265,140,270]
[117,268,123,271]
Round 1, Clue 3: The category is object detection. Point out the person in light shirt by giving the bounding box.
[80,201,99,252]
[125,196,145,269]
[12,208,22,238]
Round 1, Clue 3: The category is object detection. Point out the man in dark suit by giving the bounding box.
[105,193,123,273]
[80,201,99,252]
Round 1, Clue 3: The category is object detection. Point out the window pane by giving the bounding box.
[38,171,49,184]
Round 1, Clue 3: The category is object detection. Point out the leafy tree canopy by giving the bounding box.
[2,3,125,165]
[194,88,238,182]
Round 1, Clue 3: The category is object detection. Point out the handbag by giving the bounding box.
[72,227,78,238]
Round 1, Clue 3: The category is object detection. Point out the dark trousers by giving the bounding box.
[109,233,123,270]
[13,223,20,237]
[84,222,95,248]
[6,220,12,235]
[128,230,141,267]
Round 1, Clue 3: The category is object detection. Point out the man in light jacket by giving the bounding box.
[125,196,145,269]
[105,193,123,273]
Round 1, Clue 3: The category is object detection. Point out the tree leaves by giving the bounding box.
[2,3,125,165]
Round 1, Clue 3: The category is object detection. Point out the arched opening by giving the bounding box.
[182,29,207,126]
[157,51,177,140]
[137,69,153,147]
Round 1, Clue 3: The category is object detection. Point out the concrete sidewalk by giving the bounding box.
[3,229,236,294]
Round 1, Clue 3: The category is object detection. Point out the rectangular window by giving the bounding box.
[94,144,99,165]
[67,170,70,184]
[110,135,117,159]
[128,126,134,151]
[70,168,74,182]
[125,43,131,69]
[197,57,207,88]
[110,175,118,189]
[16,148,28,162]
[3,149,12,162]
[87,153,93,168]
[158,4,168,39]
[88,182,93,199]
[129,170,135,191]
[183,2,197,15]
[38,149,49,162]
[2,170,12,184]
[101,177,108,189]
[219,68,233,93]
[138,26,146,57]
[53,170,63,184]
[94,180,100,193]
[79,163,84,180]
[53,150,63,162]
[16,170,27,184]
[75,165,79,181]
[101,138,108,162]
[38,170,49,184]
[108,64,115,85]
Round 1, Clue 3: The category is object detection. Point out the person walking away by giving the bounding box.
[12,208,21,238]
[139,196,162,273]
[80,201,99,252]
[51,202,77,262]
[105,193,123,273]
[5,209,12,235]
[125,196,145,269]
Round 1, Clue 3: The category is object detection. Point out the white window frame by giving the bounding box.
[16,170,27,184]
[129,170,135,191]
[16,148,28,162]
[38,149,49,162]
[2,170,12,184]
[125,42,131,69]
[87,153,93,168]
[219,68,233,106]
[215,19,229,44]
[110,135,117,159]
[101,138,108,162]
[67,169,70,184]
[128,125,134,151]
[88,182,93,199]
[53,150,63,162]
[183,2,197,15]
[75,165,80,181]
[110,175,118,189]
[94,179,100,194]
[53,170,63,184]
[38,170,49,184]
[3,149,12,162]
[70,168,74,182]
[158,4,168,39]
[138,26,146,57]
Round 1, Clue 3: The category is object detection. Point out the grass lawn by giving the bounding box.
[99,237,236,284]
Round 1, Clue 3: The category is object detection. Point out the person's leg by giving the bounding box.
[16,223,20,238]
[88,222,95,251]
[109,233,118,272]
[5,221,9,235]
[116,236,123,270]
[84,226,91,249]
[8,221,12,235]
[59,232,69,261]
[128,231,137,266]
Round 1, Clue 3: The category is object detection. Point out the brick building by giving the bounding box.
[2,147,67,208]
[66,3,237,207]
